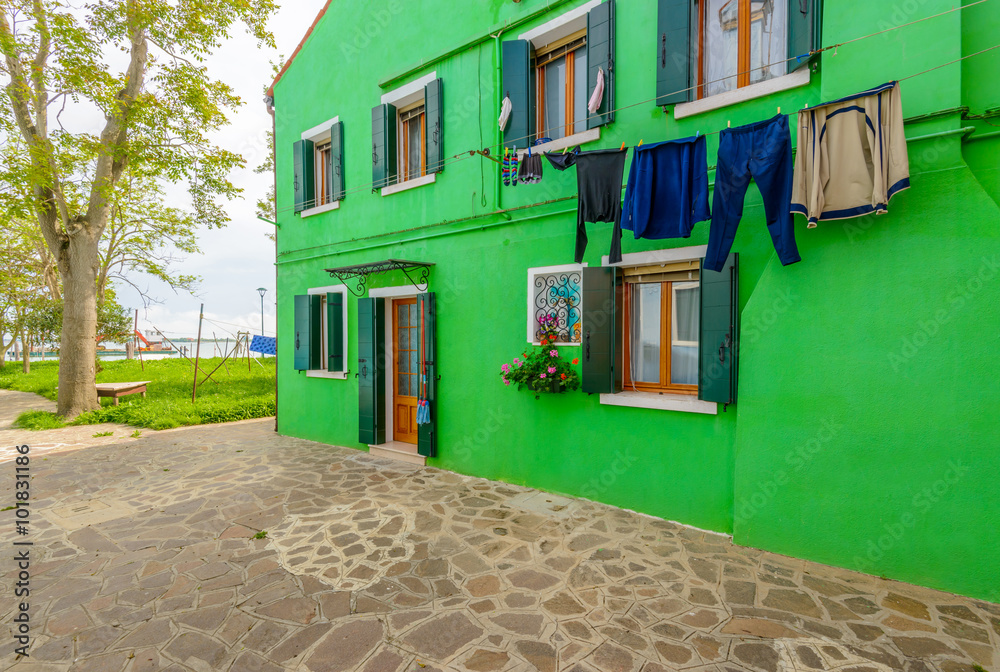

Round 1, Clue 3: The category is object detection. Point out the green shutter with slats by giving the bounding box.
[582,267,623,394]
[329,121,345,201]
[424,79,444,174]
[788,0,822,73]
[293,139,315,213]
[358,297,386,445]
[502,40,534,149]
[372,103,397,190]
[327,292,344,372]
[656,0,692,105]
[587,0,615,129]
[698,254,739,407]
[293,294,321,371]
[417,292,437,458]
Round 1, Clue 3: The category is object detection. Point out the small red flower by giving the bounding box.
[540,338,548,346]
[561,373,567,380]
[571,358,579,365]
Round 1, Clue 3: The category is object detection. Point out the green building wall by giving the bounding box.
[273,0,1000,600]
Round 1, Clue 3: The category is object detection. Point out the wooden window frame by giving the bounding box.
[315,141,332,207]
[697,0,782,99]
[535,30,586,140]
[398,102,426,184]
[622,279,699,395]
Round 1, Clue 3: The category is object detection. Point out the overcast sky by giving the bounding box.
[121,0,329,341]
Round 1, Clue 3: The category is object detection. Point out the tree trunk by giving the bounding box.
[56,231,100,418]
[21,330,30,375]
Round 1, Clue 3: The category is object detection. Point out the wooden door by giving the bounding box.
[392,298,419,444]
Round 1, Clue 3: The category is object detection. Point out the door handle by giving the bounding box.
[661,34,666,68]
[719,333,732,365]
[361,364,368,378]
[585,330,591,362]
[295,332,300,350]
[372,144,378,166]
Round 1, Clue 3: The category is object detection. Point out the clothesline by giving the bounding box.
[269,1,994,217]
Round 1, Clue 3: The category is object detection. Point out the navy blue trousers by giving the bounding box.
[705,114,800,272]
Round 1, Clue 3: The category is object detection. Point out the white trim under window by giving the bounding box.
[380,173,436,197]
[527,263,586,347]
[673,68,810,120]
[306,284,349,380]
[301,115,341,216]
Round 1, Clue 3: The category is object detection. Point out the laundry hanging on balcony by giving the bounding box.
[588,67,605,115]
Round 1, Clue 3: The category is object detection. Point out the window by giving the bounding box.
[699,0,786,98]
[293,285,348,378]
[528,265,583,345]
[293,116,343,215]
[536,30,589,140]
[399,103,425,182]
[621,260,700,394]
[315,141,333,207]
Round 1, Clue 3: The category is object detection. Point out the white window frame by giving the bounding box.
[301,116,341,217]
[517,2,602,158]
[599,244,717,415]
[380,72,438,196]
[674,68,810,120]
[306,284,349,380]
[527,263,586,347]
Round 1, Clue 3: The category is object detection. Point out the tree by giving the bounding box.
[0,217,51,371]
[0,1,275,417]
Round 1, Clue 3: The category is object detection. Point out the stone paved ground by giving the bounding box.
[0,393,997,671]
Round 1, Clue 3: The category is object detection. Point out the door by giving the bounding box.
[392,298,419,444]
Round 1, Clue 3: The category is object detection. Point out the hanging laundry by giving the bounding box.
[511,146,519,186]
[791,81,910,228]
[249,335,276,356]
[705,114,800,272]
[622,135,710,240]
[498,95,513,132]
[547,148,628,264]
[518,148,543,184]
[588,67,605,115]
[502,147,512,186]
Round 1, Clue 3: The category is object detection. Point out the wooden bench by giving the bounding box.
[96,382,151,406]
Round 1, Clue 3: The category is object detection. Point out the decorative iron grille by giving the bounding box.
[533,271,582,343]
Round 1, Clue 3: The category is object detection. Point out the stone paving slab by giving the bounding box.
[0,402,997,671]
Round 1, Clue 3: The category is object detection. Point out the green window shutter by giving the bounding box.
[329,121,345,201]
[327,292,344,372]
[372,103,397,190]
[788,0,822,73]
[502,40,535,149]
[698,253,739,407]
[656,0,692,105]
[424,79,444,174]
[358,297,386,445]
[417,292,437,458]
[587,0,615,129]
[581,267,623,394]
[293,294,322,371]
[293,139,315,213]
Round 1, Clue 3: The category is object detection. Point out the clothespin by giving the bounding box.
[638,139,643,147]
[777,106,781,114]
[562,145,569,154]
[727,120,731,128]
[696,131,700,138]
[620,142,625,151]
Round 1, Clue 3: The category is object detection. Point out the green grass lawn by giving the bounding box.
[1,356,276,431]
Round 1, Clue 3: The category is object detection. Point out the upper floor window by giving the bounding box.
[399,103,426,182]
[655,0,820,109]
[700,0,786,98]
[536,30,589,140]
[373,74,443,195]
[293,117,344,215]
[315,140,334,207]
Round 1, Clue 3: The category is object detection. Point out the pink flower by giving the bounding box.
[501,363,510,374]
[503,376,510,386]
[514,359,523,368]
[549,350,558,357]
[539,373,547,379]
[548,366,556,374]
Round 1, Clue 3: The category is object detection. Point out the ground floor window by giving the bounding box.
[528,264,583,345]
[622,262,700,394]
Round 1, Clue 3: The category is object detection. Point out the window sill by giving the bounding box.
[673,68,810,120]
[301,201,340,218]
[306,370,349,380]
[380,173,436,196]
[519,127,600,158]
[530,342,580,347]
[599,390,717,415]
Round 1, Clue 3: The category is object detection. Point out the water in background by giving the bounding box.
[13,337,270,363]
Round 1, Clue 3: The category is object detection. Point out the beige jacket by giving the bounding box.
[791,81,910,228]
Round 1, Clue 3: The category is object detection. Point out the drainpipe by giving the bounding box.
[265,94,278,434]
[493,28,504,213]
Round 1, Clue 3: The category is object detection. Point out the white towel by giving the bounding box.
[588,67,605,114]
[498,96,513,131]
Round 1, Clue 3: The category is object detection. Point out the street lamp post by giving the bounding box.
[256,288,267,357]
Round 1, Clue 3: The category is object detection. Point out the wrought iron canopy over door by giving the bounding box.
[325,259,435,297]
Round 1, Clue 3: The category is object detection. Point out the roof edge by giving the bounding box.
[267,0,335,97]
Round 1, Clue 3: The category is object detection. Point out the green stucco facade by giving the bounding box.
[272,0,1000,601]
